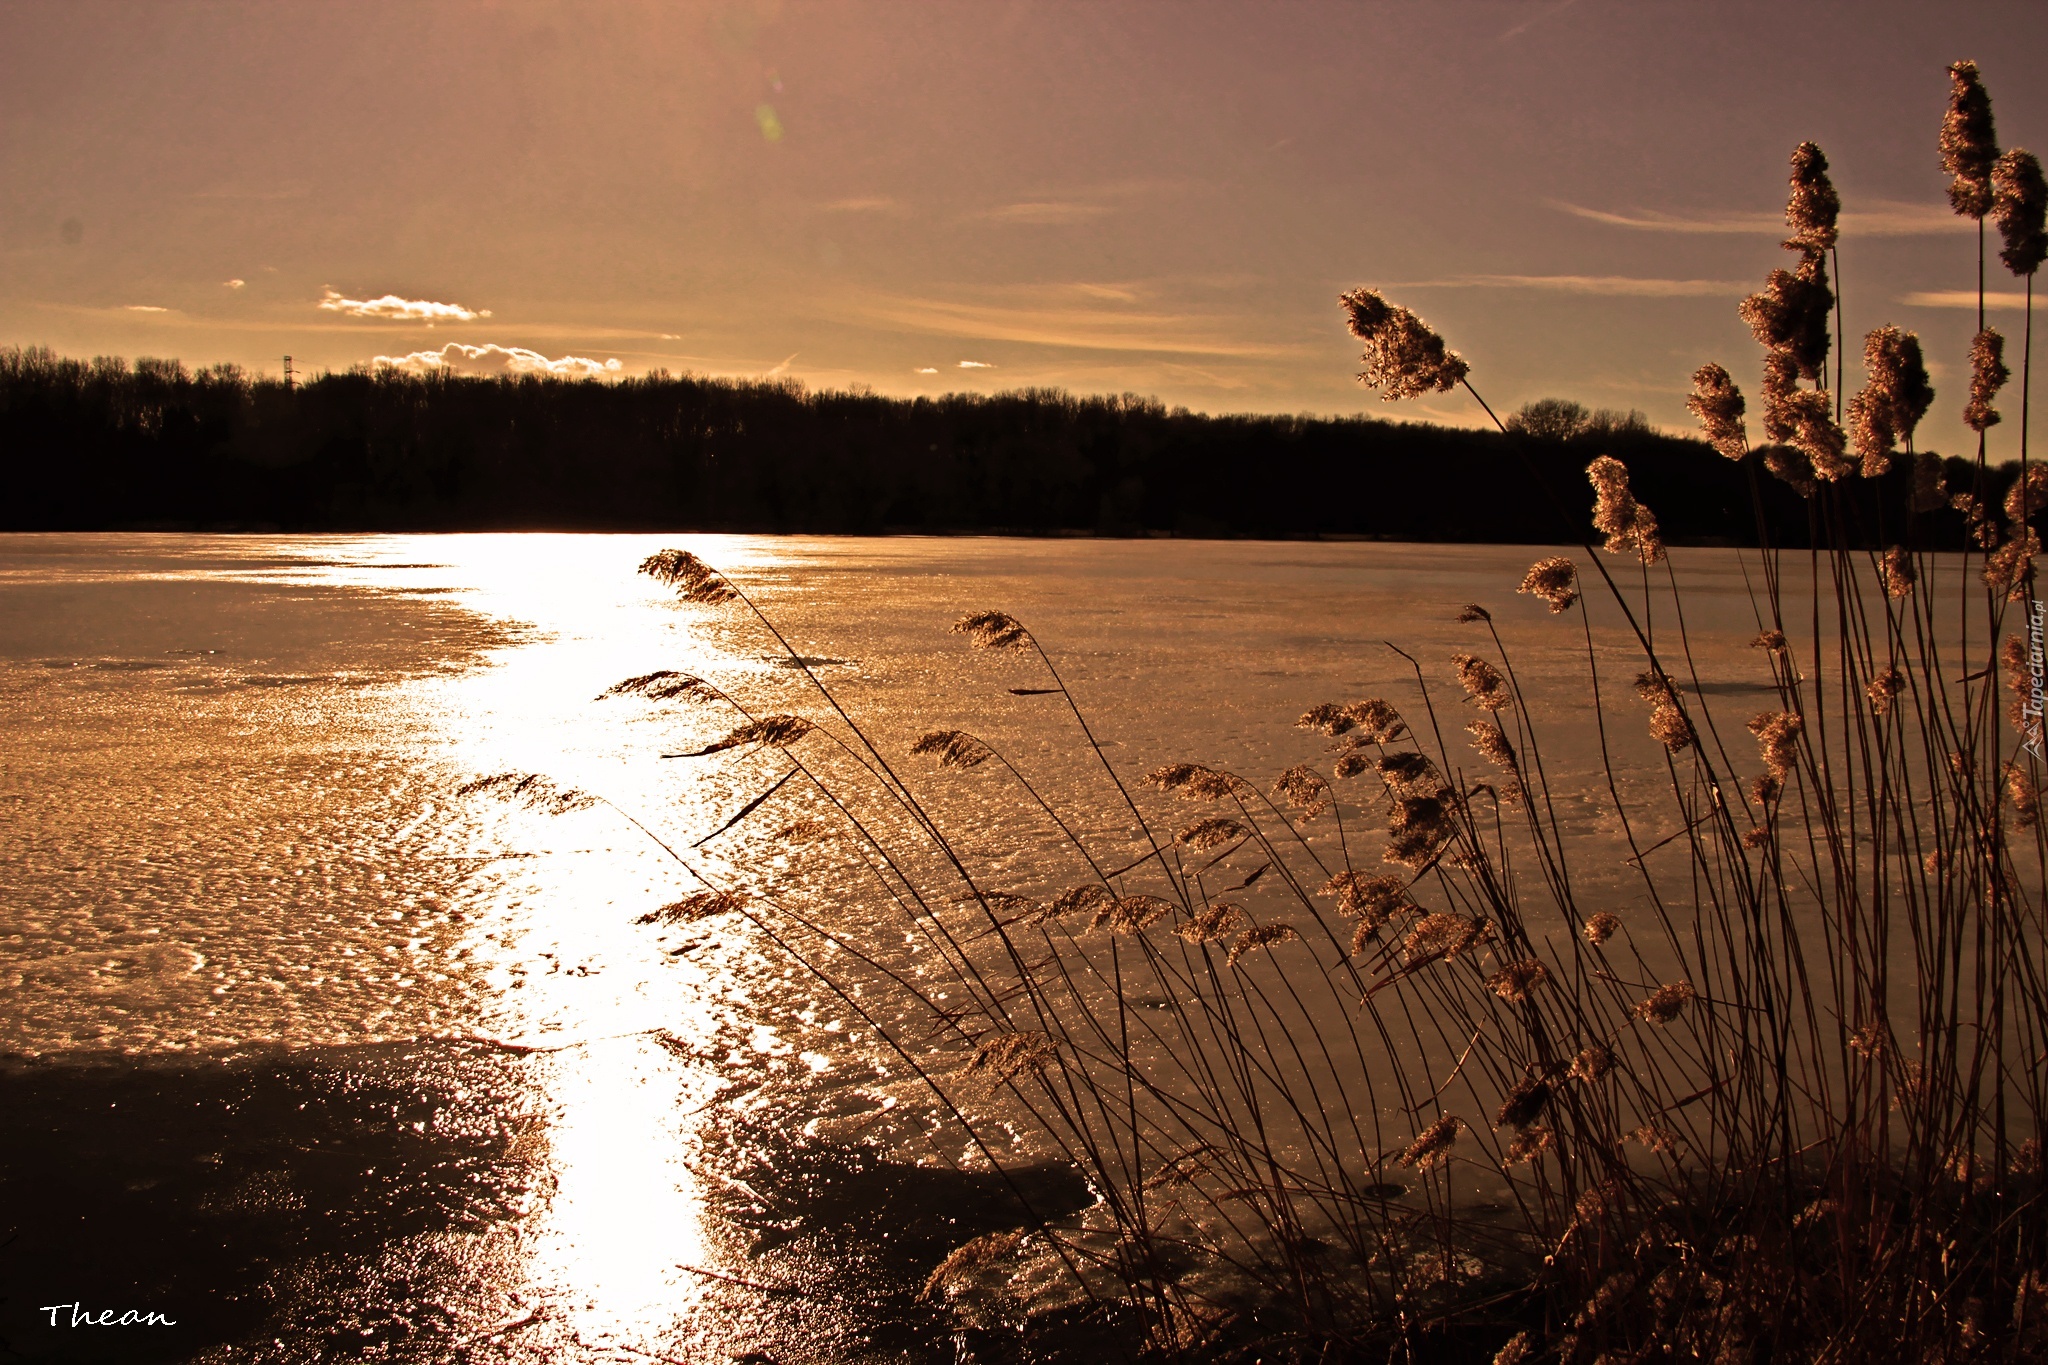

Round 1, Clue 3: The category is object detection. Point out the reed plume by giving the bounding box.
[1587,455,1666,561]
[1941,60,1999,219]
[1740,254,1834,381]
[1517,555,1580,612]
[1146,762,1255,799]
[1633,980,1695,1024]
[1879,547,1917,600]
[1226,922,1299,966]
[953,610,1032,649]
[600,669,720,702]
[1685,363,1750,461]
[1337,288,1470,399]
[1965,328,2010,432]
[1177,902,1247,944]
[1846,326,1935,477]
[1453,652,1511,711]
[911,729,996,769]
[639,548,739,603]
[635,889,748,924]
[1783,140,1841,254]
[1484,958,1549,1003]
[1583,911,1620,945]
[1396,1114,1463,1171]
[1994,148,2048,275]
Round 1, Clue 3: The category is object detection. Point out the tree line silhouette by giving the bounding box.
[0,347,2002,546]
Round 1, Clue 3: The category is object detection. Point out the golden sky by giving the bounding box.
[2,0,2043,453]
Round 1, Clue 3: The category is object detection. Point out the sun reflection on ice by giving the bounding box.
[521,1034,716,1351]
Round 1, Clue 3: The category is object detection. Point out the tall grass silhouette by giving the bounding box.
[515,60,2048,1362]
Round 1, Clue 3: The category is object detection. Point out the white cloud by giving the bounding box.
[319,288,490,322]
[913,366,938,374]
[958,359,994,368]
[1900,290,2034,310]
[373,342,622,379]
[223,279,245,290]
[124,305,169,312]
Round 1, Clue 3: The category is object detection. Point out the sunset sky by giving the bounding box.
[3,1,2044,452]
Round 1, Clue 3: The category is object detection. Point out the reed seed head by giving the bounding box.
[1867,665,1906,718]
[1966,328,2010,433]
[911,729,994,769]
[455,771,598,814]
[1686,363,1750,461]
[1982,526,2039,599]
[639,548,740,603]
[1587,455,1666,562]
[1740,253,1834,381]
[1518,555,1580,612]
[1334,751,1372,780]
[1043,884,1113,920]
[635,889,748,925]
[1177,901,1247,944]
[1396,1113,1463,1171]
[1629,1124,1682,1156]
[1226,922,1299,966]
[1848,1023,1889,1060]
[1175,815,1249,851]
[1748,710,1804,782]
[1098,894,1176,933]
[1322,871,1411,928]
[1298,698,1407,743]
[1993,148,2048,275]
[1635,670,1693,751]
[968,1030,1056,1085]
[1503,1130,1554,1168]
[1467,720,1518,773]
[1941,60,1999,219]
[952,610,1032,649]
[1783,141,1841,254]
[1634,980,1696,1024]
[1752,628,1789,652]
[1453,652,1512,710]
[1584,911,1621,945]
[1749,773,1781,807]
[1849,326,1935,477]
[1376,750,1445,796]
[1338,288,1471,400]
[2005,464,2048,522]
[1880,546,1917,599]
[1495,1076,1552,1130]
[600,670,720,703]
[694,714,815,755]
[2004,759,2041,829]
[1145,762,1255,799]
[1272,763,1331,818]
[1385,793,1457,866]
[1401,911,1487,962]
[1570,1044,1614,1083]
[1485,958,1550,1003]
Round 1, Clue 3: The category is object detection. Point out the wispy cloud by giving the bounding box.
[124,304,169,312]
[975,201,1114,225]
[850,290,1297,358]
[913,367,938,374]
[958,360,994,368]
[1397,273,1749,297]
[1499,0,1577,42]
[1550,199,1969,237]
[223,279,245,290]
[373,343,620,378]
[821,195,902,214]
[1900,289,2035,310]
[766,352,799,377]
[319,288,490,322]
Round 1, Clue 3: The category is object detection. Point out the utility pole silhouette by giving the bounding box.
[283,356,295,391]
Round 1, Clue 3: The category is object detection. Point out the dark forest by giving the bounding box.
[0,347,2004,546]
